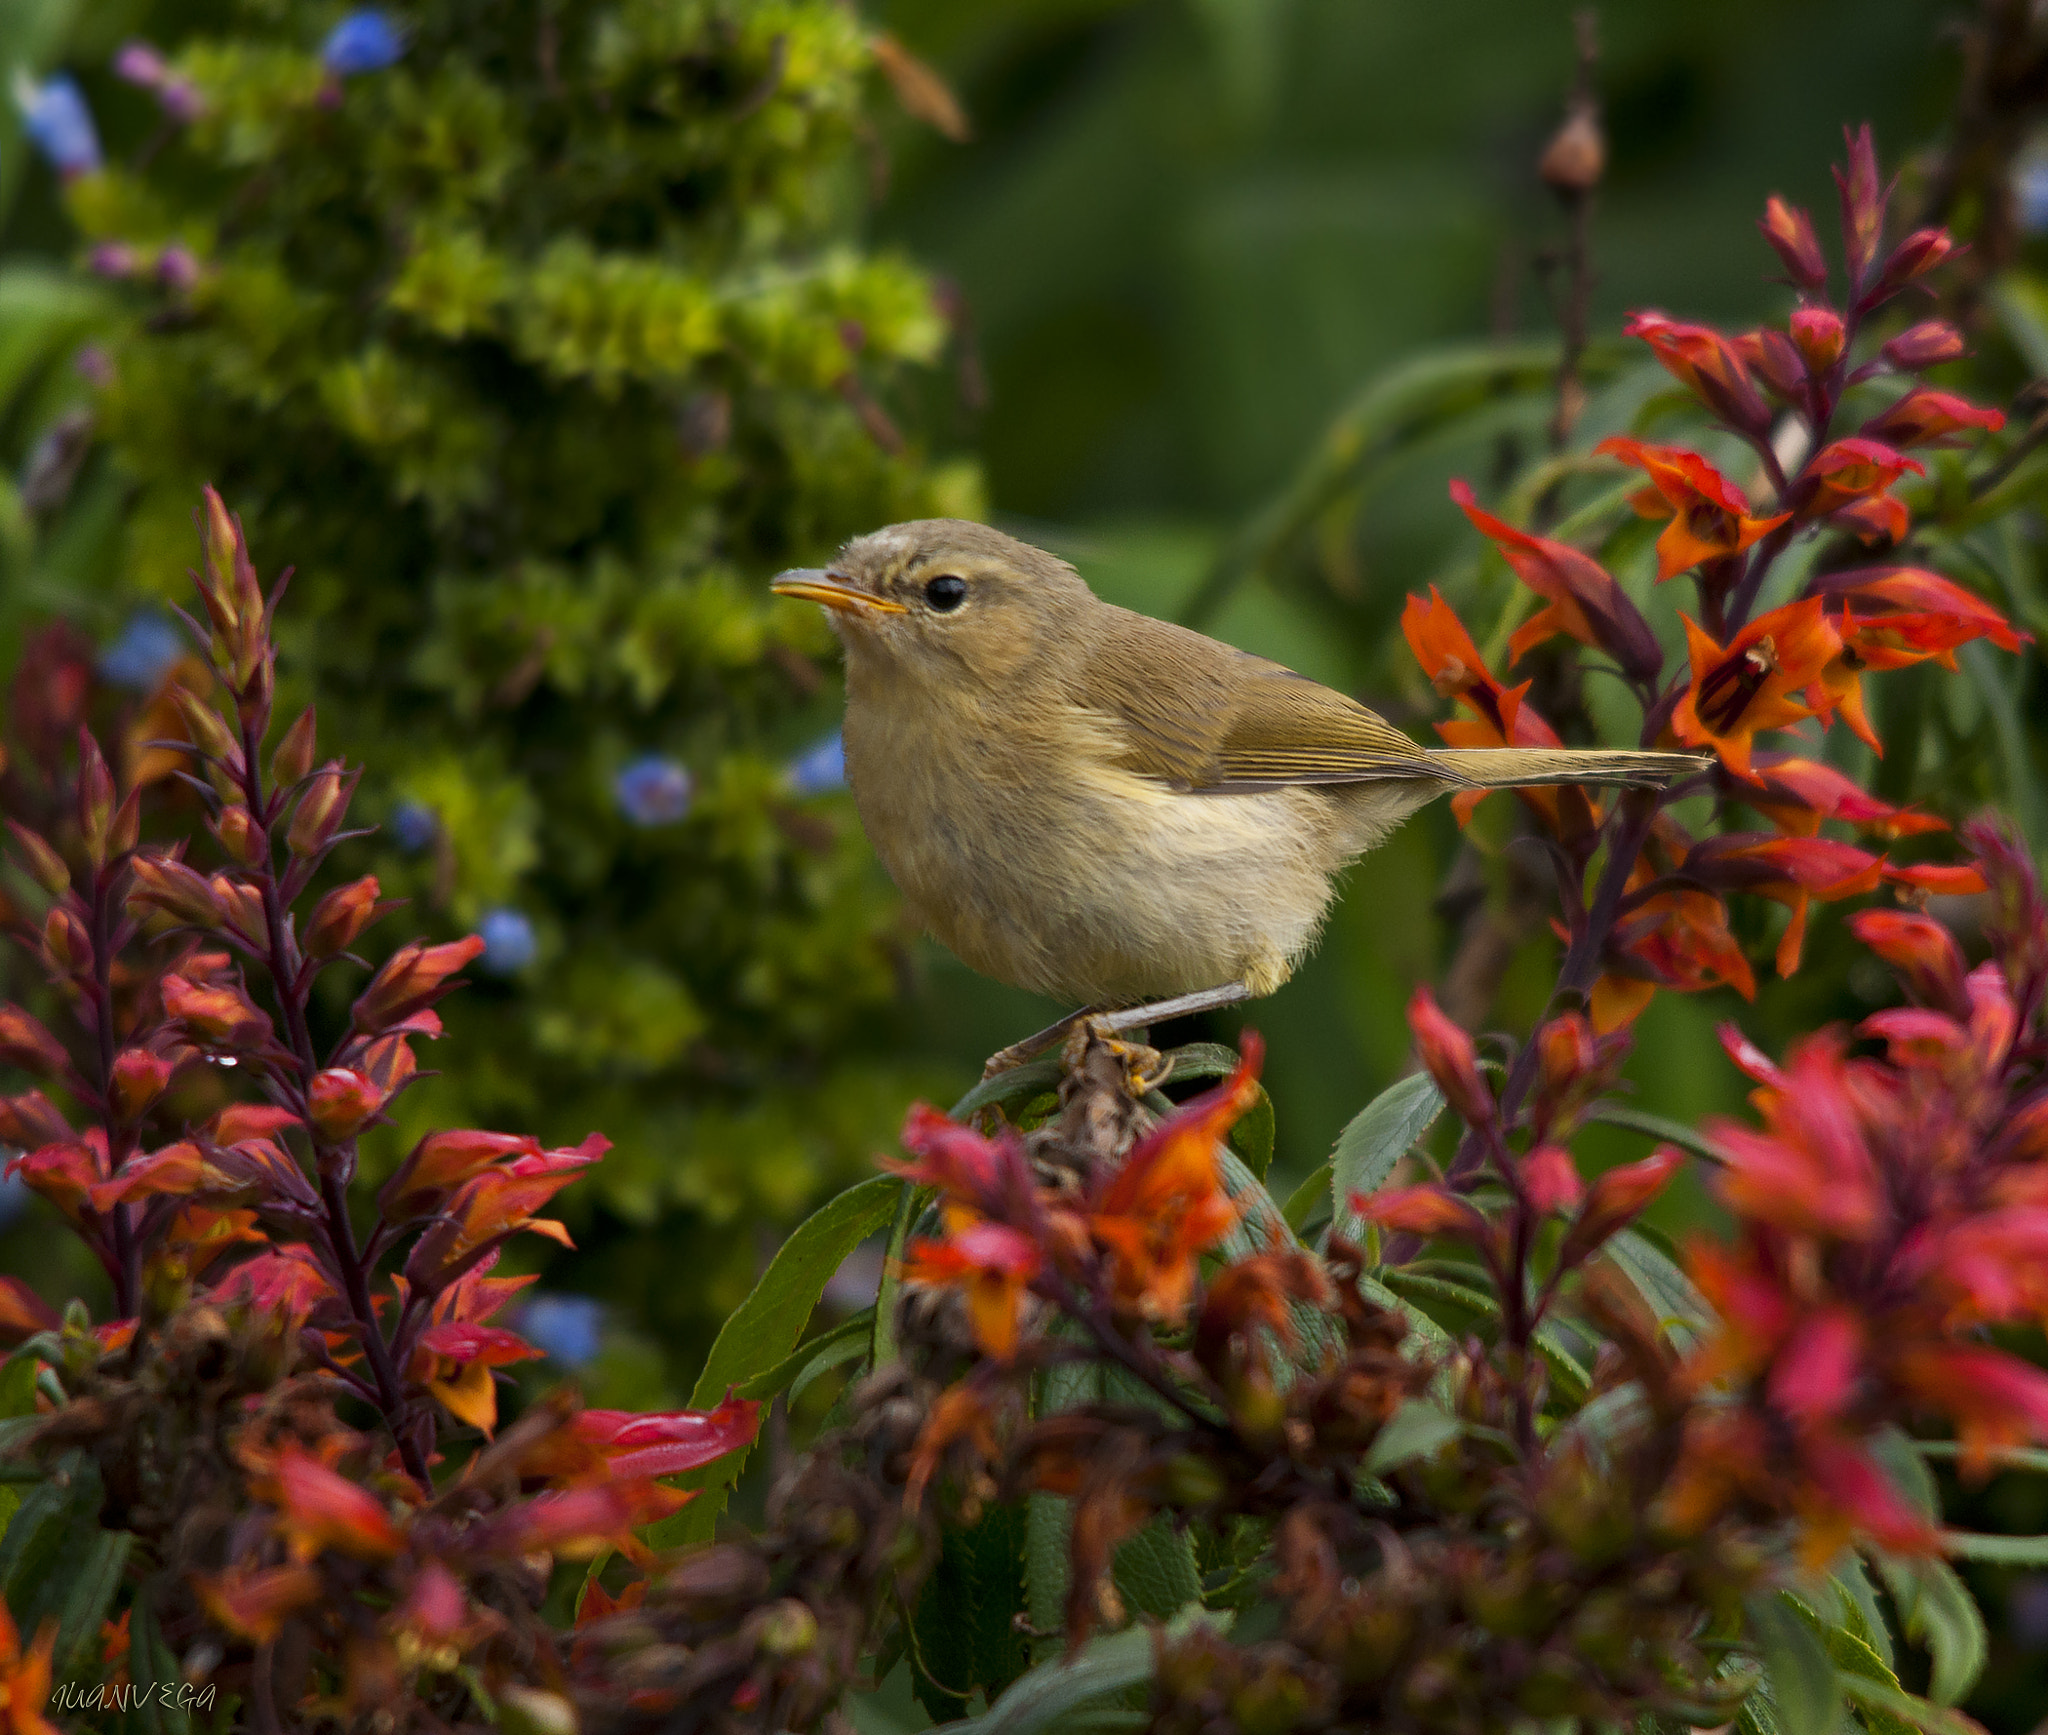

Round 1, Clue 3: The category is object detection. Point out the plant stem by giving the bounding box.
[87,872,139,1318]
[238,714,430,1488]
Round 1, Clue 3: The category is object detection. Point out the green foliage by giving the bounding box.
[4,0,978,1383]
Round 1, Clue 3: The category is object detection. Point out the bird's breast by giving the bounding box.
[841,684,1345,1004]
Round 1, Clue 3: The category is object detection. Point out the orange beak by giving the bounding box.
[770,570,908,615]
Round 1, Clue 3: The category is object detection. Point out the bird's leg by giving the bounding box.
[980,981,1252,1080]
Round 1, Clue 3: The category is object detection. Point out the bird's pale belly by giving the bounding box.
[850,748,1377,1004]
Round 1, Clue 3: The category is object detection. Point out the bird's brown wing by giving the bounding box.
[1074,608,1443,792]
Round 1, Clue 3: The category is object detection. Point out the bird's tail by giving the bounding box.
[1425,746,1706,790]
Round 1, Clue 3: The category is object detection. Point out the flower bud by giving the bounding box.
[304,875,385,959]
[1758,195,1828,290]
[1790,306,1844,374]
[1538,103,1604,194]
[5,821,70,897]
[308,1067,385,1140]
[1520,1144,1585,1216]
[0,1089,73,1147]
[161,972,265,1043]
[107,788,141,859]
[352,935,485,1033]
[1733,328,1805,400]
[1883,320,1965,371]
[270,706,316,788]
[126,854,226,930]
[42,904,91,974]
[286,762,353,857]
[1881,226,1957,286]
[212,803,264,867]
[0,1007,71,1077]
[1407,985,1493,1126]
[209,875,268,947]
[76,730,115,868]
[169,683,240,766]
[111,1047,175,1119]
[1556,1146,1683,1268]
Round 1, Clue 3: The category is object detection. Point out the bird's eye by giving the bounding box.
[923,575,968,612]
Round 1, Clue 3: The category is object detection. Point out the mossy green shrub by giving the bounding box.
[19,0,979,1388]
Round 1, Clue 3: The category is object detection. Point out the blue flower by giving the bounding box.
[98,612,184,692]
[785,730,846,797]
[321,11,406,77]
[614,754,693,827]
[518,1294,605,1368]
[2020,159,2048,237]
[13,72,102,177]
[388,800,439,853]
[477,907,537,975]
[0,1168,29,1232]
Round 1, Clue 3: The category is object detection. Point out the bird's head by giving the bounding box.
[770,519,1092,687]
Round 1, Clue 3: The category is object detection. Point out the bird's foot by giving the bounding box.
[978,981,1254,1082]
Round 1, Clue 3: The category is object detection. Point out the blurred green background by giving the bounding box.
[0,0,2044,1721]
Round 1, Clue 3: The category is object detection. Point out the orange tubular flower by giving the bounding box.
[1681,833,1886,977]
[1401,588,1593,835]
[1799,437,1923,523]
[905,1381,1001,1512]
[0,1601,56,1735]
[268,1446,404,1561]
[193,1565,324,1646]
[1407,986,1493,1126]
[1671,597,1839,781]
[1088,1036,1263,1320]
[1862,388,2004,449]
[1623,311,1772,435]
[1595,437,1790,580]
[1449,479,1662,678]
[1595,877,1755,1033]
[1747,756,1946,839]
[411,1321,544,1434]
[901,1219,1044,1360]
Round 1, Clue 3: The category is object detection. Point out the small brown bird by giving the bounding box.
[774,520,1698,1058]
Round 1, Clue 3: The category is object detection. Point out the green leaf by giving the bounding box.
[1937,1530,2048,1565]
[0,1350,37,1418]
[1602,1227,1713,1349]
[1585,1103,1723,1166]
[1280,1159,1333,1234]
[938,1609,1229,1734]
[1829,1555,1894,1672]
[948,1056,1066,1123]
[130,1593,193,1735]
[1364,1399,1461,1475]
[1329,1072,1444,1242]
[1227,1085,1275,1182]
[1870,1552,1986,1706]
[1112,1516,1203,1620]
[1746,1591,1839,1735]
[1913,1440,2048,1475]
[736,1309,873,1403]
[52,1527,130,1680]
[872,1182,922,1372]
[1835,1672,1983,1735]
[911,1500,1032,1720]
[660,1175,903,1545]
[1024,1493,1071,1660]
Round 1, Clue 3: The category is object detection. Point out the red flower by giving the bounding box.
[1882,321,1965,370]
[1671,598,1839,781]
[194,1564,323,1645]
[1681,833,1886,976]
[412,1321,544,1434]
[1401,588,1594,835]
[1789,307,1845,373]
[1449,479,1661,678]
[267,1445,403,1561]
[1089,1037,1262,1320]
[1707,1035,1883,1240]
[1595,885,1755,1033]
[1847,909,1968,1014]
[1757,195,1827,290]
[0,1277,60,1346]
[1623,311,1771,435]
[352,935,486,1033]
[901,1219,1044,1360]
[1800,437,1923,524]
[1834,123,1886,285]
[1407,986,1493,1126]
[570,1397,761,1480]
[1557,1147,1683,1268]
[1746,756,1946,839]
[1863,388,2004,448]
[1596,438,1789,582]
[1352,1183,1490,1241]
